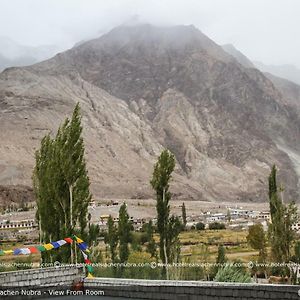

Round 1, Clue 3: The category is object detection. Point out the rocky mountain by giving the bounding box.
[254,61,300,86]
[220,44,300,197]
[222,43,300,113]
[222,44,300,86]
[263,73,300,113]
[0,24,299,202]
[0,185,34,210]
[0,36,60,71]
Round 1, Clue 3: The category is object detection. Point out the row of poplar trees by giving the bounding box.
[33,104,91,263]
[33,102,182,279]
[33,102,297,279]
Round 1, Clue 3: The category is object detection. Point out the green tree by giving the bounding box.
[57,103,91,262]
[268,194,285,262]
[267,165,298,263]
[210,244,227,280]
[247,224,266,261]
[87,223,100,248]
[118,203,132,264]
[167,215,182,264]
[105,216,118,263]
[145,220,157,258]
[33,103,91,263]
[181,202,187,229]
[216,245,227,265]
[150,149,177,279]
[209,222,226,230]
[268,165,277,206]
[268,165,282,262]
[33,134,70,262]
[196,222,205,231]
[292,241,300,264]
[283,202,298,260]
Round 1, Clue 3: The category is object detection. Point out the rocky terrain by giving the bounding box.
[254,61,300,86]
[0,185,34,209]
[0,24,299,203]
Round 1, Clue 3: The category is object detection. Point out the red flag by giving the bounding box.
[28,247,38,254]
[64,237,73,244]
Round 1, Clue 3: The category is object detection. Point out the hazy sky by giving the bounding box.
[0,0,299,67]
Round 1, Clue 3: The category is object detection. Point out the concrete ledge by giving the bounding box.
[84,278,300,300]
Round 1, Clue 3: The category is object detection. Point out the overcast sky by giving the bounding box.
[0,0,299,67]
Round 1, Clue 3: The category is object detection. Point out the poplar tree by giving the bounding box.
[33,134,67,262]
[33,103,91,263]
[268,165,298,263]
[247,224,266,261]
[106,216,118,263]
[58,103,91,235]
[146,220,157,258]
[210,244,227,279]
[182,202,187,229]
[269,165,280,219]
[150,149,178,279]
[268,165,285,262]
[118,203,132,264]
[216,245,227,265]
[57,104,91,262]
[167,215,181,264]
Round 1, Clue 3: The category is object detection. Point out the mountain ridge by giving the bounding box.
[0,24,299,202]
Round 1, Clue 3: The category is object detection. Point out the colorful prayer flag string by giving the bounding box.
[0,235,94,277]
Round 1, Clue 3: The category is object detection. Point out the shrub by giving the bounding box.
[179,257,205,280]
[196,222,205,230]
[209,222,226,230]
[214,265,251,283]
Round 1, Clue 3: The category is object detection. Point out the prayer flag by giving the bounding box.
[44,243,54,250]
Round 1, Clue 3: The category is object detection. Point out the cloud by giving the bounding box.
[0,0,299,67]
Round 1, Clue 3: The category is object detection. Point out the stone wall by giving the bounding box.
[84,278,300,300]
[0,266,84,287]
[1,268,299,300]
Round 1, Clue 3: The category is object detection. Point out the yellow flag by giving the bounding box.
[43,243,54,250]
[87,273,94,278]
[76,236,84,243]
[3,250,13,254]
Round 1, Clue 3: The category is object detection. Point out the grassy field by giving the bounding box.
[178,229,257,263]
[0,229,258,273]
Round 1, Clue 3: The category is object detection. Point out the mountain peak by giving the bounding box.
[2,24,299,202]
[76,23,225,58]
[54,23,231,105]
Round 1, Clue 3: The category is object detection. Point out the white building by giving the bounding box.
[0,219,36,230]
[258,211,271,220]
[228,208,253,219]
[206,213,226,223]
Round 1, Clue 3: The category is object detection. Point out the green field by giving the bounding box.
[178,229,258,262]
[0,229,258,274]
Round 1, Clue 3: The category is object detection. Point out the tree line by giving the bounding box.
[33,103,300,282]
[33,104,182,278]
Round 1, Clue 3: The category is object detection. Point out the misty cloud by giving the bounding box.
[0,0,299,67]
